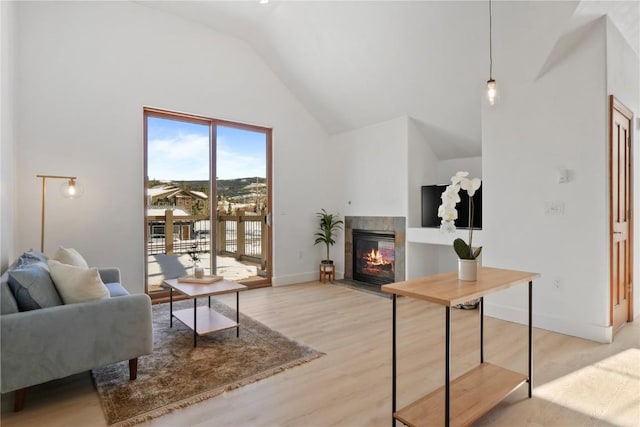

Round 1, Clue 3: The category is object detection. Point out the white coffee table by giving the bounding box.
[163,278,248,347]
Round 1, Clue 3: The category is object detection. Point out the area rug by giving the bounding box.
[91,299,324,426]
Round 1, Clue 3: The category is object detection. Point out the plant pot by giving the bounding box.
[321,260,334,265]
[194,266,205,279]
[458,259,478,281]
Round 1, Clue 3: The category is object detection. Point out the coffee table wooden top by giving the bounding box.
[164,278,248,298]
[381,266,540,306]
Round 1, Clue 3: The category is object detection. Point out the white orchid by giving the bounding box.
[440,220,456,233]
[460,177,482,197]
[438,204,458,222]
[440,185,461,204]
[451,171,469,185]
[437,171,483,260]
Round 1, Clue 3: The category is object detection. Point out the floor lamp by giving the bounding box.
[37,174,82,253]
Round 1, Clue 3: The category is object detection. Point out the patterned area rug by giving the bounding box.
[91,299,323,426]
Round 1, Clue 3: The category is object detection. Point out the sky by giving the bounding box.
[147,116,267,181]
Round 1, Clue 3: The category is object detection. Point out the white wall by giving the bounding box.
[13,1,329,290]
[327,116,409,278]
[332,116,409,218]
[436,157,482,184]
[0,1,16,273]
[406,117,438,276]
[483,16,611,342]
[606,18,640,320]
[407,117,438,227]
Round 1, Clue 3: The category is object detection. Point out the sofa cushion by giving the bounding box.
[51,246,89,268]
[48,260,109,304]
[7,263,63,311]
[105,282,129,298]
[1,272,19,314]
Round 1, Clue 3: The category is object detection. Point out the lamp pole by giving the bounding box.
[36,174,78,253]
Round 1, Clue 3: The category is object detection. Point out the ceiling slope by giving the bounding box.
[139,1,631,159]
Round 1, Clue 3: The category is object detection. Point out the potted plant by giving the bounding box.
[438,171,482,281]
[187,249,204,278]
[314,209,344,265]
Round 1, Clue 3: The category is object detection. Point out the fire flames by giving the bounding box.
[366,248,390,266]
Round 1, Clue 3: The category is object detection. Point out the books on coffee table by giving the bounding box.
[178,275,224,284]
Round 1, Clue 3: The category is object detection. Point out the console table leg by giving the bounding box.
[236,291,240,338]
[445,306,451,427]
[528,280,533,397]
[169,288,173,328]
[392,294,397,427]
[480,296,484,364]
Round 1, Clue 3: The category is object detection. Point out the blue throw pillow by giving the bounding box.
[18,250,48,265]
[105,282,129,298]
[7,263,63,311]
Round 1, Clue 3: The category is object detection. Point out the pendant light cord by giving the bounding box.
[489,0,493,80]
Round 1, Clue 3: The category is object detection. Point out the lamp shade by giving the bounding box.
[60,178,84,199]
[486,79,497,106]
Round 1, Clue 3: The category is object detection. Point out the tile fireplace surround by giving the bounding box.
[344,216,406,283]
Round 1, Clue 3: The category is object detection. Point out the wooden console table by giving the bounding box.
[381,267,540,427]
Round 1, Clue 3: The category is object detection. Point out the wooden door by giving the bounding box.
[610,95,634,334]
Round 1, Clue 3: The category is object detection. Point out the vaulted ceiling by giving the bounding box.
[140,1,639,159]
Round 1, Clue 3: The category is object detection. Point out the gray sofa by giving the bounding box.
[0,251,153,411]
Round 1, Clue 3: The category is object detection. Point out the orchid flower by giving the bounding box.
[437,171,483,260]
[460,177,482,197]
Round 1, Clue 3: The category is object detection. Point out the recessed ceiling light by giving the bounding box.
[259,0,269,4]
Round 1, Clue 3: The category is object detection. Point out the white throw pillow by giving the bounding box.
[48,260,110,304]
[51,246,89,268]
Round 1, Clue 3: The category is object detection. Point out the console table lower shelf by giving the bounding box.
[394,363,527,427]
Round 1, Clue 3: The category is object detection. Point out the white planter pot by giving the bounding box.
[458,259,478,281]
[194,266,205,279]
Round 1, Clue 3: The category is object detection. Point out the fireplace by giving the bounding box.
[353,230,395,285]
[344,216,405,288]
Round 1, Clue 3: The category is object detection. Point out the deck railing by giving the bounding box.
[147,210,266,267]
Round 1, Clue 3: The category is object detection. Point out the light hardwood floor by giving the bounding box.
[1,281,639,426]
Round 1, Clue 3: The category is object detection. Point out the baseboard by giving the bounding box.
[485,302,613,343]
[272,270,344,286]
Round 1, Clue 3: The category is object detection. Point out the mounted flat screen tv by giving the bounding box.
[421,185,482,229]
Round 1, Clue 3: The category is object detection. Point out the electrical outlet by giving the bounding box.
[545,201,565,215]
[553,278,561,289]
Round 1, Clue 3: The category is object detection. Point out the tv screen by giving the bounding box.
[421,185,482,229]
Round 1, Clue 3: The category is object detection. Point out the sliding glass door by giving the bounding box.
[144,109,272,295]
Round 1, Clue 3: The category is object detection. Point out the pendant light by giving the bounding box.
[487,0,497,105]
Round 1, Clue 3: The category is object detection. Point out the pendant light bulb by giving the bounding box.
[487,79,497,106]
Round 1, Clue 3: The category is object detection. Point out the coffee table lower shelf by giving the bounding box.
[394,363,527,427]
[173,306,239,336]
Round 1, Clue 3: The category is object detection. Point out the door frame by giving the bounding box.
[214,118,273,288]
[143,107,273,297]
[609,95,634,330]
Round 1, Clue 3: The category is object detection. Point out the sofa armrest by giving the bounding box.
[1,294,152,393]
[98,267,121,284]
